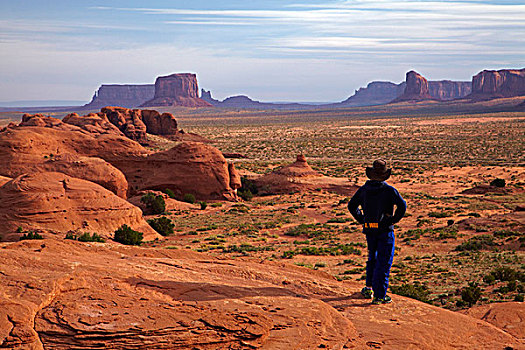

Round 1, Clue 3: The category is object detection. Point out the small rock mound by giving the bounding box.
[0,172,159,241]
[461,184,507,195]
[273,154,322,178]
[462,302,525,339]
[255,155,357,195]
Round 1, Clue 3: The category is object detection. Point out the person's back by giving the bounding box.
[348,160,406,304]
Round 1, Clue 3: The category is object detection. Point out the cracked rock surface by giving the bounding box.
[0,239,522,349]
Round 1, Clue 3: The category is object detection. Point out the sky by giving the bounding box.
[0,0,524,103]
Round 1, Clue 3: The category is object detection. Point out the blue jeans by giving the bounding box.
[365,230,395,299]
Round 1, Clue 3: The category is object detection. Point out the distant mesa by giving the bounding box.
[141,73,212,107]
[338,71,471,106]
[83,84,155,109]
[468,68,525,100]
[339,81,406,107]
[391,71,434,102]
[200,89,308,110]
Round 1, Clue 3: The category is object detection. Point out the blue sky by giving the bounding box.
[1,0,524,102]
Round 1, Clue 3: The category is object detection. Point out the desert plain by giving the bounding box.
[0,95,523,349]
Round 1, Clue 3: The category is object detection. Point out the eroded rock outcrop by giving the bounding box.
[0,172,159,241]
[113,142,240,200]
[392,70,433,102]
[469,68,525,100]
[0,116,234,201]
[141,73,212,107]
[0,239,520,349]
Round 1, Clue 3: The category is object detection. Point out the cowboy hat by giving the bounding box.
[366,159,391,181]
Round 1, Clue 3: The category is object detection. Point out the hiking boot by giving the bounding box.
[372,295,392,304]
[360,287,373,299]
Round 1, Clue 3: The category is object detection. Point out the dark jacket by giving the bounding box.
[348,180,406,234]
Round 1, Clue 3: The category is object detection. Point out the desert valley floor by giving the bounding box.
[0,100,524,349]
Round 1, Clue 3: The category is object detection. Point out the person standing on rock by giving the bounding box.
[348,159,406,304]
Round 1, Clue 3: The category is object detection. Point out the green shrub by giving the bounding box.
[183,193,196,204]
[16,226,23,233]
[147,217,174,236]
[428,211,451,218]
[141,193,166,215]
[391,283,430,303]
[490,178,506,188]
[162,188,176,199]
[461,282,481,306]
[114,225,143,245]
[20,231,43,240]
[515,294,524,302]
[199,201,208,210]
[454,235,496,251]
[487,266,525,282]
[78,232,105,242]
[238,189,254,201]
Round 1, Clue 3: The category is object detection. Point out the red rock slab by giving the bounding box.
[462,302,525,340]
[0,172,159,241]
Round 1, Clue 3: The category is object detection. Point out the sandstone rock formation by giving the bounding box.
[200,89,309,110]
[338,75,470,107]
[100,106,148,143]
[82,84,155,109]
[340,81,406,106]
[141,73,212,107]
[462,302,525,339]
[255,155,357,195]
[0,239,520,349]
[0,172,159,241]
[0,120,239,201]
[469,68,525,100]
[392,70,433,102]
[428,80,471,100]
[113,142,241,200]
[200,88,220,105]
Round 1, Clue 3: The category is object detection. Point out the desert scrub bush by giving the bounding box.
[65,232,105,243]
[20,231,43,240]
[162,188,176,199]
[148,217,174,236]
[141,193,166,215]
[460,282,481,307]
[493,229,522,238]
[391,283,430,303]
[199,201,207,210]
[485,266,525,282]
[428,211,452,218]
[222,244,273,254]
[183,193,196,204]
[238,176,258,201]
[490,178,506,187]
[454,235,496,251]
[326,217,351,223]
[228,204,250,213]
[16,226,23,233]
[114,225,143,245]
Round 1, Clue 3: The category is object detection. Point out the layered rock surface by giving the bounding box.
[142,73,212,107]
[0,239,520,349]
[340,81,406,106]
[392,71,433,102]
[428,80,471,100]
[469,68,525,100]
[82,84,155,109]
[0,172,158,241]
